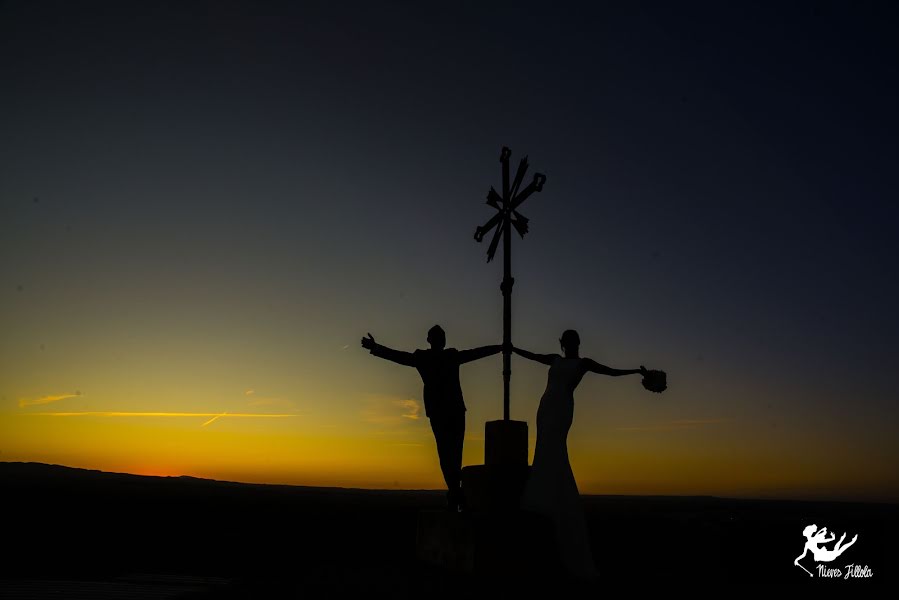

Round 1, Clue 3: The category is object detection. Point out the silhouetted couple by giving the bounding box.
[363,326,654,579]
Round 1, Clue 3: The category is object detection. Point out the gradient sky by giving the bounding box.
[1,1,897,501]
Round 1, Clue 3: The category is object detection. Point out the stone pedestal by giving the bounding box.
[417,418,547,575]
[461,419,529,512]
[461,464,529,513]
[485,419,528,467]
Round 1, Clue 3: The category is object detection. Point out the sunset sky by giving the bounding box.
[1,1,897,502]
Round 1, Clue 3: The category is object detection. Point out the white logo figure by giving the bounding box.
[794,524,858,577]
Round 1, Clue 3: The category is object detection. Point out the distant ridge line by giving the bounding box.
[2,461,896,505]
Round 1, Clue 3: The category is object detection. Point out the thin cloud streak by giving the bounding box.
[18,392,82,408]
[28,412,298,418]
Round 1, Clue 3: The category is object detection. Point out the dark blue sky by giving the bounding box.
[1,1,897,498]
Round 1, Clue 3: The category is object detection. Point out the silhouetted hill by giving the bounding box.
[0,462,431,495]
[1,462,896,595]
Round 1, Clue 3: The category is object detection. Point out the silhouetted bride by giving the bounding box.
[514,330,664,579]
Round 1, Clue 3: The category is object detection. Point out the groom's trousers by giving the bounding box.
[429,410,465,508]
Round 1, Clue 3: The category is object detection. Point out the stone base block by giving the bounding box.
[485,420,528,466]
[461,464,530,513]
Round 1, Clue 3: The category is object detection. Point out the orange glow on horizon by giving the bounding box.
[3,402,897,502]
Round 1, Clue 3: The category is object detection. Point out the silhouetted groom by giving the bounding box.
[362,325,502,511]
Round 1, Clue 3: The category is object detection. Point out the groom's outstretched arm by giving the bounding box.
[362,333,417,367]
[583,358,643,377]
[456,344,503,365]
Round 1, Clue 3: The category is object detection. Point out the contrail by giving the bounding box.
[202,412,227,427]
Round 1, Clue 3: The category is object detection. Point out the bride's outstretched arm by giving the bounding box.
[584,358,644,377]
[512,346,559,366]
[457,345,503,364]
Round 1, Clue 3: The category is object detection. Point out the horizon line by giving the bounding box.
[1,460,896,506]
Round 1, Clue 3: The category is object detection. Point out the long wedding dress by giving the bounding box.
[520,356,598,579]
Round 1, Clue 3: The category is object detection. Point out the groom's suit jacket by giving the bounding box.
[368,345,496,419]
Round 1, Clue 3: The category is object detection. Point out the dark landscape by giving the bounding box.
[1,462,896,597]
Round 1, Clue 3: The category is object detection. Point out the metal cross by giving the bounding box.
[474,146,546,421]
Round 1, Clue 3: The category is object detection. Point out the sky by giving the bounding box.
[1,0,897,502]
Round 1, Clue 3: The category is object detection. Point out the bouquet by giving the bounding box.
[641,367,667,393]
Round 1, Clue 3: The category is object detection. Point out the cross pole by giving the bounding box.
[474,147,546,420]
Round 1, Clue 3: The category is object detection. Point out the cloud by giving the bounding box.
[244,389,255,396]
[617,418,730,432]
[396,399,420,420]
[361,394,422,425]
[18,391,82,408]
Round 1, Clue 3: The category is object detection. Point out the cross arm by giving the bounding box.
[474,211,503,243]
[510,173,546,211]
